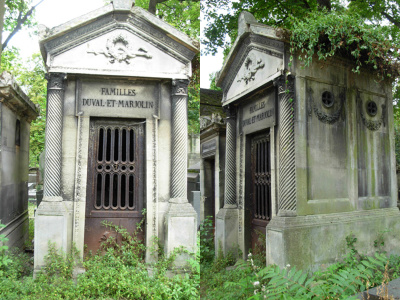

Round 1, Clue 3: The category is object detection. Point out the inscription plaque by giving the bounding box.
[241,90,275,134]
[77,80,159,119]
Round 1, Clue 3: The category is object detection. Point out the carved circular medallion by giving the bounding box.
[366,100,378,116]
[321,91,334,108]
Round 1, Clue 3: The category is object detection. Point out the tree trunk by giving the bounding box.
[317,0,331,10]
[0,0,5,63]
[148,0,158,14]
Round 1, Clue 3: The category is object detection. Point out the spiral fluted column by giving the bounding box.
[43,73,66,199]
[170,79,189,202]
[223,104,237,207]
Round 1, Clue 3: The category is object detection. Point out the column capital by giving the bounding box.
[273,74,295,96]
[223,104,237,119]
[46,73,67,90]
[171,79,189,96]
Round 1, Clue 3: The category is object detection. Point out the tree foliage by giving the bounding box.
[135,0,200,133]
[201,0,345,56]
[2,0,43,51]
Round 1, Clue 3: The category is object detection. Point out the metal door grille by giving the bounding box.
[251,134,271,221]
[94,125,139,211]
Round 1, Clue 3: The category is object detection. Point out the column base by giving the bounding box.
[164,199,197,267]
[215,207,238,257]
[33,198,73,272]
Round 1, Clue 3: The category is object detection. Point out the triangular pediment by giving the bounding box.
[40,5,198,79]
[218,35,284,104]
[216,14,286,104]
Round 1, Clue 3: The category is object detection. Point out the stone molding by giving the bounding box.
[223,104,237,207]
[238,133,244,233]
[43,73,67,198]
[268,207,400,229]
[274,75,297,213]
[170,79,189,200]
[44,15,195,67]
[0,72,39,123]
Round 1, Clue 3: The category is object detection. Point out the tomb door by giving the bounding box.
[85,118,144,254]
[250,131,271,253]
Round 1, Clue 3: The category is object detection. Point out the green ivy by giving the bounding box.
[287,10,400,80]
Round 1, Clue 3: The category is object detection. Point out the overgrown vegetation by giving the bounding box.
[199,218,400,300]
[287,10,400,80]
[0,220,199,299]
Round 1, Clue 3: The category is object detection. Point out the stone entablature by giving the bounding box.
[0,72,39,123]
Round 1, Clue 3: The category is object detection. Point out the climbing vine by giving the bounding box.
[286,11,400,80]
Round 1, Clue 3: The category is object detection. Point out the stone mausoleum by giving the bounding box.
[0,72,38,248]
[215,12,400,270]
[34,0,198,271]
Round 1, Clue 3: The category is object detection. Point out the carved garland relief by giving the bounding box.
[237,53,265,84]
[308,87,345,124]
[357,91,386,131]
[87,33,152,64]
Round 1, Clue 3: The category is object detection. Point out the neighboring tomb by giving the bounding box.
[0,72,39,248]
[34,0,198,271]
[199,88,226,230]
[215,12,400,270]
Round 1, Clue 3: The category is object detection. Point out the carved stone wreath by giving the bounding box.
[308,88,345,124]
[237,53,265,85]
[87,33,152,64]
[357,92,386,131]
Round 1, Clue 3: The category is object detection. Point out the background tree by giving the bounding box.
[135,0,200,133]
[2,0,44,51]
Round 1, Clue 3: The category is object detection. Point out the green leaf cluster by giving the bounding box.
[135,0,200,133]
[3,0,37,33]
[288,10,400,80]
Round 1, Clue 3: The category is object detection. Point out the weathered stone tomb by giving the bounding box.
[0,72,38,248]
[215,12,400,270]
[34,0,198,271]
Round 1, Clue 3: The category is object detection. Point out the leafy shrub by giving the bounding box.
[0,224,12,278]
[287,11,400,80]
[199,216,215,265]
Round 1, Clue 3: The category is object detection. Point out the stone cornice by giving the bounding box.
[0,72,39,123]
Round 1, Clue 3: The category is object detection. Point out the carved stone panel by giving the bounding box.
[50,29,188,78]
[240,88,276,135]
[76,79,159,119]
[357,91,390,198]
[226,48,283,103]
[306,80,348,201]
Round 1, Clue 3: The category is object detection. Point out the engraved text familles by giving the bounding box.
[242,100,274,128]
[81,87,154,109]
